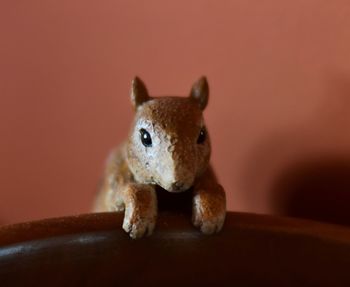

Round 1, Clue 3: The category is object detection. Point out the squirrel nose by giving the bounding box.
[171,181,185,191]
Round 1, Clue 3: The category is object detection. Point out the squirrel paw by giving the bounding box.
[192,189,226,234]
[122,214,156,239]
[122,185,157,239]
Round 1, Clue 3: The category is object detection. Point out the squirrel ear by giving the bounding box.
[131,76,150,109]
[189,76,209,110]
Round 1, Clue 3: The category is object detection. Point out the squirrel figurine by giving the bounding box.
[94,77,226,239]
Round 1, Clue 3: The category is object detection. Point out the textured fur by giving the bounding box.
[94,77,226,238]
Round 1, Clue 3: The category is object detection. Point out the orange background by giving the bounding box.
[1,1,350,225]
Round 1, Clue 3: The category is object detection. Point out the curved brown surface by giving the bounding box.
[0,212,350,286]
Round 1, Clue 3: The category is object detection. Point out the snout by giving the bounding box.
[158,178,194,193]
[157,146,197,192]
[169,181,189,192]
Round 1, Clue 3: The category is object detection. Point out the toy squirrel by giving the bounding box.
[94,77,226,239]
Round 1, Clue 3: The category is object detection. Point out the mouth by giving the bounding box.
[167,187,187,193]
[164,181,191,193]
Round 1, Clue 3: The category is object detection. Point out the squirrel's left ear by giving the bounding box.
[189,76,209,110]
[131,76,150,109]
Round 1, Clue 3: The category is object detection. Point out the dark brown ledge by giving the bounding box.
[0,211,350,286]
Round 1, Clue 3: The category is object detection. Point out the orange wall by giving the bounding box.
[1,1,350,224]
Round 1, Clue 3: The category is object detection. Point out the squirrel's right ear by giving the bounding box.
[130,76,150,109]
[189,76,209,110]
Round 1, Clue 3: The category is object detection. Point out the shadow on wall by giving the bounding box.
[271,158,350,226]
[240,73,350,225]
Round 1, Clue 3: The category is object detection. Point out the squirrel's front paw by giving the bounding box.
[122,184,157,239]
[192,186,226,234]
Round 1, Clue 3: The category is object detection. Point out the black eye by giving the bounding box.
[140,129,152,147]
[197,127,206,144]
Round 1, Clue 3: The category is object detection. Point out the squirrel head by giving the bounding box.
[126,76,211,192]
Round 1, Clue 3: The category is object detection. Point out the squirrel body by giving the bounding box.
[94,77,226,238]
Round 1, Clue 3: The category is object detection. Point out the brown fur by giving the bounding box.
[94,77,226,238]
